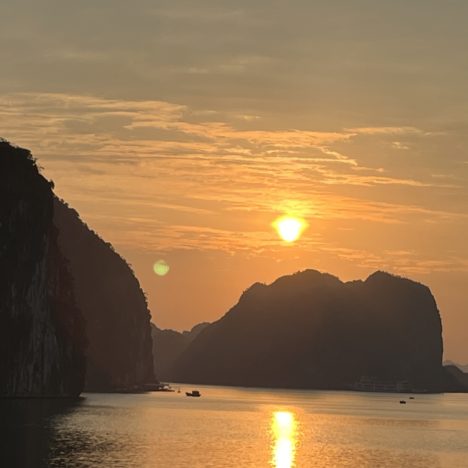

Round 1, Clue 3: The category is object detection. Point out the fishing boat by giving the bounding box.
[186,390,201,397]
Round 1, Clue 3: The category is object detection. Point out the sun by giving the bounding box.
[273,216,307,243]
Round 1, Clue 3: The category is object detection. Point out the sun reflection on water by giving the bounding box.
[271,411,298,468]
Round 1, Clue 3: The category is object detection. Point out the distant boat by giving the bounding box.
[400,400,407,404]
[186,390,201,397]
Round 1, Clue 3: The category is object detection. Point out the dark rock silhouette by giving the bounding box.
[444,361,468,373]
[442,365,468,392]
[171,270,446,391]
[0,140,86,397]
[53,200,155,391]
[1,139,154,394]
[151,322,209,381]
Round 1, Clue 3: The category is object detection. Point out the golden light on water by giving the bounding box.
[273,216,307,243]
[271,411,298,468]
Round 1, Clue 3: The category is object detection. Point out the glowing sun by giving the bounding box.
[273,216,307,243]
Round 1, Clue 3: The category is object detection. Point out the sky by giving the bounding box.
[1,0,467,361]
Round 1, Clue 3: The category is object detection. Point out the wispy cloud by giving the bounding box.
[1,91,467,273]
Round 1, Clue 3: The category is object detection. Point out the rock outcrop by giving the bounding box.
[53,200,155,391]
[444,361,468,373]
[0,140,86,397]
[442,365,468,392]
[171,270,445,391]
[151,322,209,381]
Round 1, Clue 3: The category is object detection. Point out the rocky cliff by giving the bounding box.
[151,322,209,381]
[171,270,445,391]
[443,365,468,392]
[53,200,155,391]
[0,140,86,397]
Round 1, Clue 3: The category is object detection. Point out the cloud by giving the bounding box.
[0,91,467,269]
[346,126,425,136]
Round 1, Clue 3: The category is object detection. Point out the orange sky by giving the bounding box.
[1,1,467,361]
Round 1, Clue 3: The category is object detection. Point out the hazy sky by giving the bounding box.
[1,0,467,361]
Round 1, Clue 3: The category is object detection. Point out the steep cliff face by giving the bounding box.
[171,270,444,391]
[151,322,209,381]
[0,141,85,397]
[348,272,443,388]
[53,200,155,391]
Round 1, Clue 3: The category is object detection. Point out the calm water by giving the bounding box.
[1,386,468,467]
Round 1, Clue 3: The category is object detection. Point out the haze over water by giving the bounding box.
[3,387,468,467]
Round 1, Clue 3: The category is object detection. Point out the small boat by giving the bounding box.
[399,400,407,404]
[186,390,201,397]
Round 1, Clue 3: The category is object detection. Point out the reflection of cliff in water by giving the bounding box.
[0,399,83,467]
[0,398,131,468]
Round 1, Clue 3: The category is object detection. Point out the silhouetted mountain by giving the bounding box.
[151,322,209,381]
[171,270,446,391]
[0,140,85,397]
[1,139,154,394]
[54,200,155,391]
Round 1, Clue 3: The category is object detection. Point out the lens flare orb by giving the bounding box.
[153,260,170,276]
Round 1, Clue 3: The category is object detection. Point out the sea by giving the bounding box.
[1,385,467,467]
